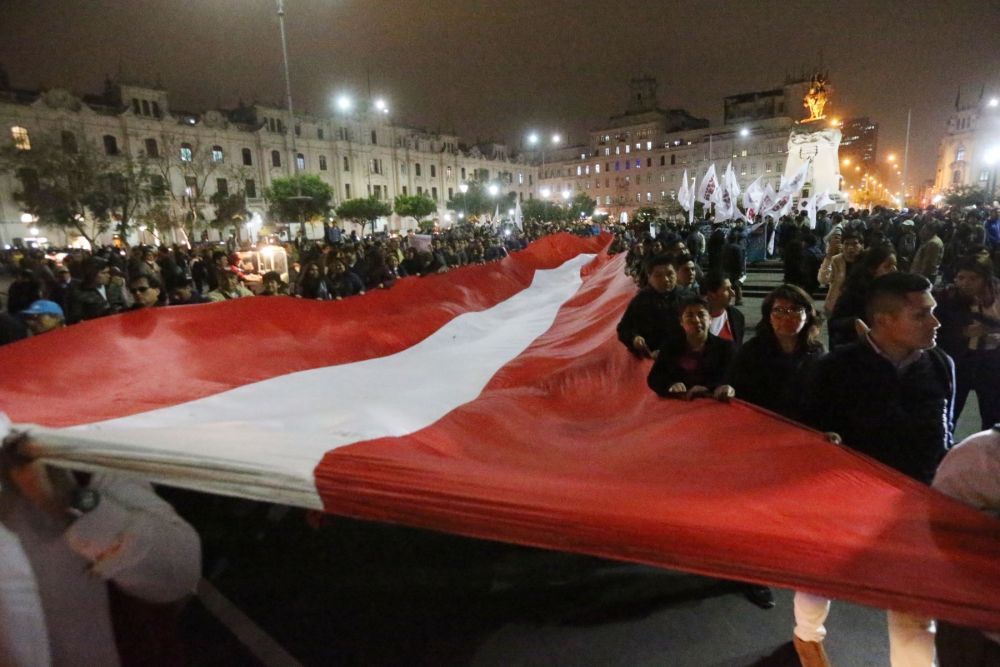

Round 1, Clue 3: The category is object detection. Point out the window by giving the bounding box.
[179,142,193,162]
[345,183,351,198]
[402,186,408,195]
[625,145,630,154]
[432,186,438,200]
[670,155,676,165]
[371,130,377,144]
[447,166,453,178]
[295,124,301,137]
[150,175,167,197]
[145,138,159,157]
[216,178,229,196]
[430,165,436,178]
[296,153,305,170]
[765,162,772,172]
[318,128,324,140]
[10,126,30,150]
[980,169,990,182]
[741,149,748,157]
[338,126,349,141]
[242,148,252,165]
[647,192,652,202]
[61,131,77,153]
[245,179,257,198]
[518,172,523,184]
[132,99,140,114]
[956,148,966,162]
[102,135,119,155]
[577,166,582,176]
[271,150,281,167]
[373,185,382,199]
[184,176,198,198]
[211,145,224,162]
[448,187,453,199]
[415,163,422,177]
[750,163,757,175]
[460,167,466,180]
[417,186,423,195]
[319,155,327,170]
[605,195,611,205]
[142,100,151,116]
[343,156,350,171]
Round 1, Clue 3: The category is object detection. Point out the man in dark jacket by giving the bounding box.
[616,255,691,358]
[701,271,745,348]
[793,271,953,667]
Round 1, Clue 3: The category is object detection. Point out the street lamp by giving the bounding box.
[561,190,571,201]
[373,97,389,114]
[527,130,562,196]
[540,187,551,198]
[458,182,469,194]
[487,184,500,197]
[739,127,750,138]
[335,94,353,113]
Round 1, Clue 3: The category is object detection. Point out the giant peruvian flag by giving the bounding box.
[2,233,999,631]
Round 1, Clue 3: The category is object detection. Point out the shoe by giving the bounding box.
[744,585,776,610]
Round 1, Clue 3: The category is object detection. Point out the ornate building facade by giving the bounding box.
[932,87,1000,198]
[0,76,537,245]
[538,77,813,222]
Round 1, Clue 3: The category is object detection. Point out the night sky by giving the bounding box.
[2,0,999,186]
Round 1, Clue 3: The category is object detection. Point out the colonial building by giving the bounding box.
[932,86,1000,198]
[0,75,537,245]
[538,77,814,222]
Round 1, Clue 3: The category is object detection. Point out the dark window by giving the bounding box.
[295,124,301,137]
[402,185,408,195]
[448,187,453,199]
[432,186,438,200]
[141,100,150,116]
[371,130,377,144]
[417,186,423,195]
[103,135,119,155]
[151,101,161,118]
[430,165,436,178]
[216,178,229,196]
[670,155,676,165]
[17,168,39,195]
[150,175,167,197]
[460,167,466,180]
[61,131,77,153]
[317,128,324,140]
[343,156,350,171]
[415,163,422,177]
[319,155,327,170]
[245,179,256,198]
[242,148,252,165]
[144,138,159,157]
[132,99,141,114]
[345,183,351,198]
[660,155,665,166]
[647,158,652,167]
[271,150,281,167]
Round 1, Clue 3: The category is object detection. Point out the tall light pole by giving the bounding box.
[275,0,310,240]
[527,131,561,194]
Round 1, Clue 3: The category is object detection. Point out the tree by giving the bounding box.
[335,196,392,236]
[86,152,156,241]
[148,135,219,242]
[446,180,514,219]
[944,185,988,208]
[210,190,249,241]
[393,193,436,220]
[265,174,334,236]
[0,131,114,247]
[521,199,565,223]
[568,192,597,220]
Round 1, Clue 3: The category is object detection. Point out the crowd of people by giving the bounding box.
[0,220,602,346]
[617,202,1000,667]
[2,202,998,665]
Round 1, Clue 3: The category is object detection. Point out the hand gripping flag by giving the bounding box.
[2,233,1000,632]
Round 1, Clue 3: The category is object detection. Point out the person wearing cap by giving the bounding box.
[21,300,65,336]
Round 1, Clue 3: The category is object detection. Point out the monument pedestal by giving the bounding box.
[783,124,847,208]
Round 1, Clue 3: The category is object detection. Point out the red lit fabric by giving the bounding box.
[1,233,999,632]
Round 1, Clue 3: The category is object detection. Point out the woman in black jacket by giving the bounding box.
[728,284,825,420]
[647,296,735,401]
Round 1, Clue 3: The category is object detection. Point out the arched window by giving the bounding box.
[955,147,966,162]
[179,142,193,162]
[144,138,159,157]
[242,148,252,166]
[141,100,151,116]
[151,101,161,118]
[296,153,305,170]
[10,126,30,150]
[103,135,119,155]
[61,131,77,154]
[271,150,281,167]
[211,145,224,162]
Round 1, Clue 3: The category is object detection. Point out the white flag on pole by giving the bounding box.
[779,160,811,199]
[514,198,523,230]
[743,177,764,218]
[678,170,692,212]
[697,164,720,205]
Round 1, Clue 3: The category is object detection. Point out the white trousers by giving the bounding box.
[793,592,936,666]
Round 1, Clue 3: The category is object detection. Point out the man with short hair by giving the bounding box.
[794,272,954,667]
[205,270,254,302]
[617,255,691,358]
[167,279,210,306]
[701,271,744,347]
[127,275,162,310]
[21,300,66,336]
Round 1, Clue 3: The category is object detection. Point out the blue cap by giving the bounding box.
[21,300,64,318]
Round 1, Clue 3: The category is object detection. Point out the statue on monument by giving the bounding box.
[803,73,831,122]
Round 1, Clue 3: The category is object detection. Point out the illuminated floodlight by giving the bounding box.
[20,213,33,224]
[739,128,750,138]
[458,182,469,194]
[527,132,539,145]
[540,187,551,198]
[29,226,39,236]
[374,98,388,114]
[487,184,499,197]
[335,94,353,112]
[989,98,999,108]
[552,133,561,144]
[561,190,571,200]
[985,146,1000,165]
